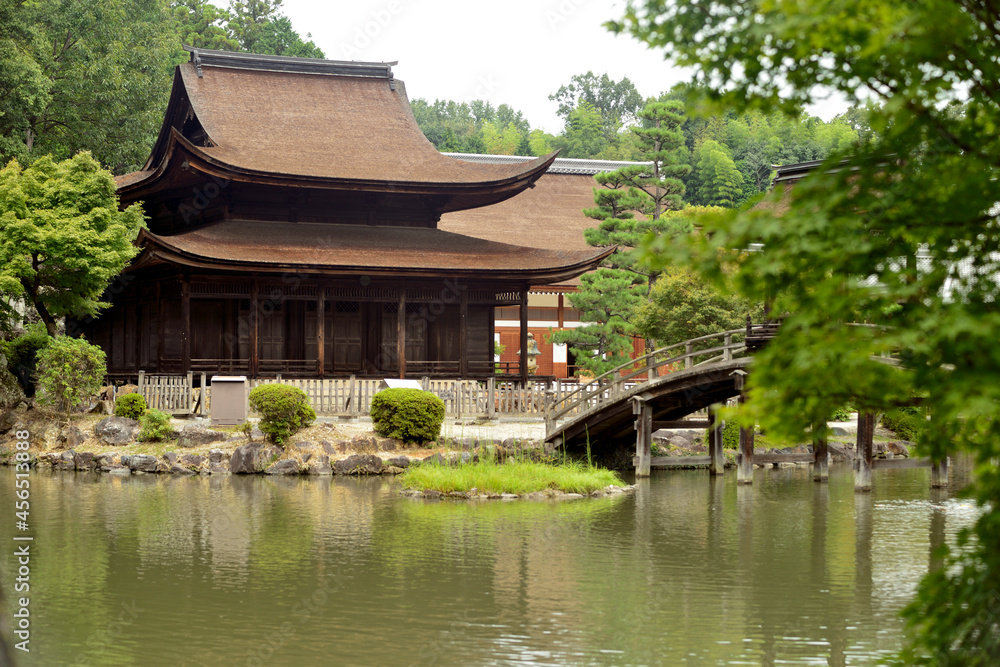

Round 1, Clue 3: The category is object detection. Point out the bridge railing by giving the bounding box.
[545,329,749,431]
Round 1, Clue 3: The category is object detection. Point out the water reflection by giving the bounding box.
[0,460,978,666]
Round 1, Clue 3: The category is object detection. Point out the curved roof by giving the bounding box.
[117,49,555,212]
[134,220,614,284]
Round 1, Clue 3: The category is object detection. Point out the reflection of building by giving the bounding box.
[82,49,610,380]
[440,155,650,378]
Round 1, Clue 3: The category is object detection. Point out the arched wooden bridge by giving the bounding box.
[543,323,948,490]
[543,329,753,468]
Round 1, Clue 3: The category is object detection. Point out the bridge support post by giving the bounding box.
[709,404,725,476]
[931,457,949,488]
[633,397,652,478]
[813,428,829,482]
[855,412,875,492]
[738,422,754,484]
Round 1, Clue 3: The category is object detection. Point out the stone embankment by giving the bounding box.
[0,410,556,478]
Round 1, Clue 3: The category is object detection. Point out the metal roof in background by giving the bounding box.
[443,153,653,176]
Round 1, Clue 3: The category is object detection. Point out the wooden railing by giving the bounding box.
[544,329,749,433]
[126,372,581,418]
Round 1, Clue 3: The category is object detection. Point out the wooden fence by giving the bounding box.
[127,373,589,419]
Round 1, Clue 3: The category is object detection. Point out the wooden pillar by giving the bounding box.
[813,427,829,482]
[397,288,406,379]
[181,274,191,372]
[708,404,725,475]
[634,397,652,477]
[929,487,947,572]
[519,287,528,382]
[734,370,753,484]
[249,277,259,378]
[459,287,468,378]
[557,293,564,328]
[855,411,875,492]
[156,281,165,373]
[931,457,949,488]
[316,285,325,377]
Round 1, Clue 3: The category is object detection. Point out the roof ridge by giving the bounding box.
[183,45,396,81]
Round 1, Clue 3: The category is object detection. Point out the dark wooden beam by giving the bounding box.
[813,428,829,482]
[316,284,325,377]
[634,398,652,477]
[156,281,165,373]
[557,293,564,329]
[634,455,711,469]
[856,412,875,491]
[181,273,191,373]
[872,457,933,470]
[397,288,406,379]
[652,419,712,430]
[459,286,468,378]
[708,406,724,476]
[250,277,259,378]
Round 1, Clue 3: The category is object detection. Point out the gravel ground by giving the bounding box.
[313,416,547,442]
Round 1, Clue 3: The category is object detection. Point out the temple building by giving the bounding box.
[84,48,610,381]
[439,154,651,378]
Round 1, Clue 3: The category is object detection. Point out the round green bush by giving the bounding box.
[114,392,147,420]
[138,409,173,442]
[248,383,316,445]
[371,388,445,443]
[881,407,924,441]
[36,336,106,415]
[703,419,742,450]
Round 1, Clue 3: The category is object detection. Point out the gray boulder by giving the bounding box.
[349,434,378,454]
[306,455,332,475]
[176,425,225,448]
[95,417,140,446]
[333,454,383,475]
[181,454,204,469]
[887,441,911,457]
[129,455,159,473]
[387,455,410,469]
[265,459,301,475]
[0,411,17,434]
[828,442,855,462]
[74,451,96,471]
[229,443,263,474]
[59,426,86,450]
[209,449,225,464]
[0,353,25,411]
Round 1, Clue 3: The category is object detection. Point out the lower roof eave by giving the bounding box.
[128,248,611,286]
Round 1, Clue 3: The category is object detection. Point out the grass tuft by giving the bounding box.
[399,458,624,495]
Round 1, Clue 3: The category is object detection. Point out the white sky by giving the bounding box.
[281,0,848,135]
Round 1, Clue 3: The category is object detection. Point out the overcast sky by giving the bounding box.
[280,0,846,135]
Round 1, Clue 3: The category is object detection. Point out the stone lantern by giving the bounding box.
[517,332,542,374]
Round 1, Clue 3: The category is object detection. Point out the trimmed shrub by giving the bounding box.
[138,409,173,442]
[371,388,445,443]
[36,336,106,415]
[703,419,742,450]
[881,407,924,441]
[248,383,316,445]
[831,405,855,421]
[115,392,147,420]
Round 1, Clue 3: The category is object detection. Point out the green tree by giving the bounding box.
[613,1,1000,662]
[170,0,238,51]
[554,101,608,158]
[550,72,644,142]
[226,0,282,52]
[0,152,145,336]
[254,14,324,57]
[692,140,744,207]
[0,0,178,173]
[636,265,763,347]
[550,269,643,377]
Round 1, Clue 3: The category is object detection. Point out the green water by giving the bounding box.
[0,462,978,666]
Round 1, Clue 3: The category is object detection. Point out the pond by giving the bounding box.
[0,461,978,666]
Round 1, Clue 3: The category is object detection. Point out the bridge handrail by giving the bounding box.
[546,328,748,424]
